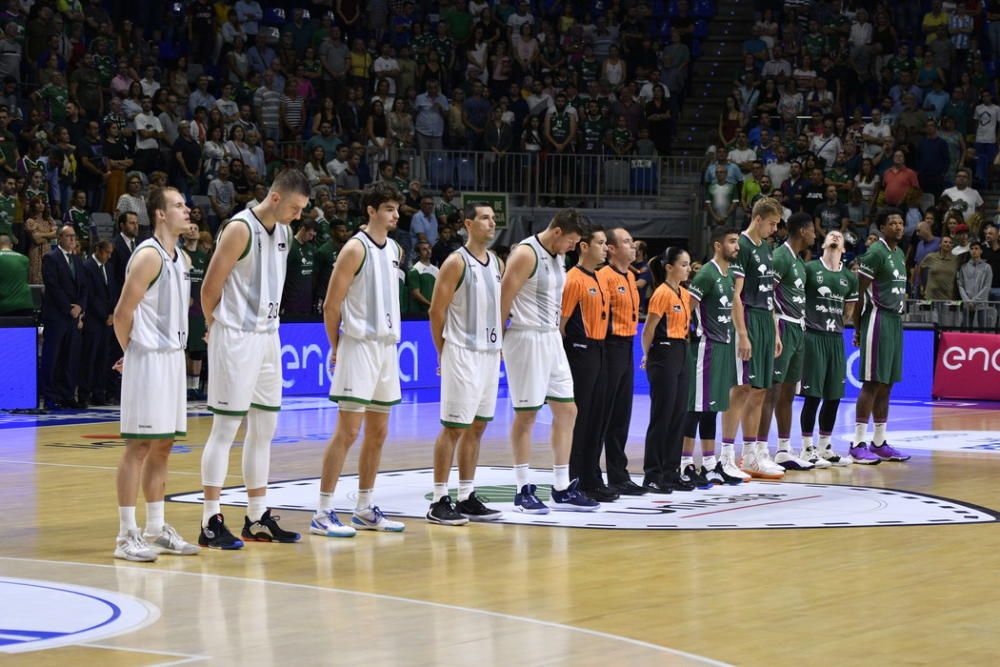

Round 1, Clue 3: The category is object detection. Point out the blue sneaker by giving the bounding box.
[351,505,405,532]
[550,479,600,512]
[513,484,550,514]
[310,510,357,538]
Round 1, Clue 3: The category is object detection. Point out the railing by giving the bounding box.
[903,298,1000,332]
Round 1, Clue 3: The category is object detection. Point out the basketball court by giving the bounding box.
[2,393,999,665]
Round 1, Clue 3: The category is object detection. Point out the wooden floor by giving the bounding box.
[2,396,1000,666]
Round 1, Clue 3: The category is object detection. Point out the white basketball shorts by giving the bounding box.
[501,328,574,411]
[207,325,282,415]
[121,347,186,439]
[329,335,401,411]
[440,342,501,426]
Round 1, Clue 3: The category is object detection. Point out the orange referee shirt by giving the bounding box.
[647,283,692,342]
[597,265,639,337]
[561,266,608,341]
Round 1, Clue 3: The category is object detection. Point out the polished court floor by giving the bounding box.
[1,393,1000,666]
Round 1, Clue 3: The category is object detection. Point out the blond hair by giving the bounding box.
[751,196,782,221]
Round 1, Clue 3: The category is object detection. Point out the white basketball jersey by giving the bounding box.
[508,234,565,331]
[127,238,190,352]
[341,231,402,342]
[444,246,502,351]
[214,208,291,333]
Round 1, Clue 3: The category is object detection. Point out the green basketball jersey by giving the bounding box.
[688,259,736,344]
[549,110,571,142]
[804,258,859,333]
[733,231,774,311]
[857,239,906,314]
[772,242,807,321]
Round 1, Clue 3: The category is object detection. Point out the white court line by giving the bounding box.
[85,643,208,664]
[0,459,201,475]
[0,556,730,667]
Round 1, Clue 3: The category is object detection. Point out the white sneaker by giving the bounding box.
[143,524,200,555]
[720,448,752,481]
[756,444,788,477]
[820,445,853,466]
[741,448,784,480]
[800,446,833,469]
[352,505,405,532]
[114,529,158,562]
[310,510,358,537]
[773,449,815,471]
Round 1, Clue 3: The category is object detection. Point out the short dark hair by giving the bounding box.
[876,207,904,228]
[711,225,738,246]
[579,223,605,244]
[547,208,588,235]
[787,212,812,238]
[269,168,311,197]
[462,200,493,222]
[970,240,983,250]
[146,186,181,227]
[117,211,136,228]
[360,180,403,214]
[95,240,113,253]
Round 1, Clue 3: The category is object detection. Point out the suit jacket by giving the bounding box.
[41,247,86,323]
[110,233,134,301]
[83,256,115,328]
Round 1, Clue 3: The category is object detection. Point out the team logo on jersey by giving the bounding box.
[588,287,597,295]
[278,242,287,251]
[167,467,1000,531]
[617,286,626,293]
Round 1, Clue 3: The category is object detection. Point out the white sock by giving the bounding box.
[681,455,694,469]
[741,441,754,457]
[756,441,769,457]
[458,480,474,502]
[552,464,570,491]
[514,463,530,489]
[802,435,814,451]
[433,483,448,502]
[818,435,831,449]
[202,499,221,527]
[356,488,373,512]
[145,501,164,535]
[247,496,267,522]
[873,422,887,446]
[187,375,198,390]
[318,492,335,514]
[703,455,717,470]
[854,422,867,445]
[118,506,138,537]
[777,438,790,452]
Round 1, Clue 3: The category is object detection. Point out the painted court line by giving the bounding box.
[681,495,824,519]
[0,459,201,476]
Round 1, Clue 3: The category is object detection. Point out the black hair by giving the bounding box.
[579,223,605,245]
[711,225,738,245]
[662,246,690,266]
[547,208,588,235]
[360,180,403,214]
[876,207,904,228]
[787,212,813,238]
[462,200,494,222]
[270,168,311,197]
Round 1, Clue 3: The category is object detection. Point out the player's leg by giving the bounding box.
[503,329,551,512]
[427,424,470,526]
[115,439,157,561]
[745,310,783,475]
[312,406,365,536]
[869,317,910,461]
[351,407,406,531]
[799,395,821,456]
[140,436,200,555]
[816,399,850,465]
[240,406,301,542]
[852,308,883,462]
[454,351,503,520]
[429,341,474,525]
[680,413,710,488]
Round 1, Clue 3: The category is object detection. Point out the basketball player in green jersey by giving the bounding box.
[850,208,911,463]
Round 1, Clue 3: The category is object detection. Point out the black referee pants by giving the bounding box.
[642,339,689,483]
[565,338,606,489]
[600,337,634,487]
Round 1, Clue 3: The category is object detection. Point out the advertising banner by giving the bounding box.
[933,331,1000,401]
[0,327,37,409]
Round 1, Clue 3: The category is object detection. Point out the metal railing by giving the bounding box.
[904,298,1000,331]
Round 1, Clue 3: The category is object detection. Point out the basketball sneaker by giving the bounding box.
[800,446,833,469]
[848,442,881,465]
[774,448,815,471]
[426,496,469,526]
[819,445,852,466]
[114,529,158,562]
[143,524,200,555]
[242,509,301,543]
[550,479,600,512]
[456,492,503,522]
[514,484,550,514]
[741,445,785,479]
[199,513,244,549]
[702,465,724,485]
[352,505,406,532]
[310,510,357,538]
[870,442,911,462]
[711,461,745,485]
[682,463,712,489]
[719,449,751,482]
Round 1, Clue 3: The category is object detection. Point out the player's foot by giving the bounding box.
[550,479,600,512]
[819,445,852,466]
[199,513,244,549]
[662,473,697,492]
[741,447,785,480]
[711,461,745,485]
[310,510,357,537]
[870,442,911,462]
[143,524,200,555]
[702,465,724,485]
[455,492,503,522]
[614,479,648,496]
[513,484,550,514]
[114,529,158,562]
[352,505,406,532]
[642,478,673,494]
[682,463,712,489]
[581,485,620,502]
[426,496,469,526]
[720,450,751,482]
[800,446,833,469]
[849,442,882,465]
[242,509,301,543]
[774,448,816,471]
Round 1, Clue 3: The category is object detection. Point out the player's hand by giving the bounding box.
[112,357,124,373]
[774,334,783,358]
[852,330,860,348]
[640,355,647,370]
[737,334,752,361]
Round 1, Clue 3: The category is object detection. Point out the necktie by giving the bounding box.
[101,263,107,286]
[66,253,75,279]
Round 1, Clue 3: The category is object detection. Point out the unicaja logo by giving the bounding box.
[941,345,1000,371]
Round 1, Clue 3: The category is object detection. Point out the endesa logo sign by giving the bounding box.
[934,331,1000,400]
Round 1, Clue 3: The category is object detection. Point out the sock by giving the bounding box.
[703,455,717,470]
[433,483,448,502]
[118,506,138,537]
[458,480,474,502]
[202,499,221,527]
[873,422,887,446]
[854,422,867,446]
[777,437,791,452]
[514,463,530,489]
[552,464,570,491]
[145,501,164,535]
[247,496,267,522]
[356,488,373,512]
[681,455,694,469]
[318,492,335,514]
[818,434,831,450]
[187,375,198,390]
[741,441,754,457]
[802,435,814,451]
[756,441,769,457]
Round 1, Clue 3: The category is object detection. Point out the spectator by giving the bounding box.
[0,233,31,314]
[915,119,950,199]
[941,168,983,223]
[951,223,972,257]
[115,175,149,236]
[414,79,449,151]
[959,241,993,326]
[406,240,438,313]
[79,239,115,406]
[282,219,317,317]
[207,162,235,229]
[705,165,738,227]
[814,184,850,242]
[40,225,86,409]
[304,146,336,198]
[974,90,1000,188]
[335,152,362,213]
[431,223,460,266]
[920,234,960,300]
[411,195,438,246]
[882,150,920,207]
[24,198,56,283]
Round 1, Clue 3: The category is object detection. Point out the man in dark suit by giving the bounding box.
[79,240,116,406]
[41,225,87,409]
[110,211,138,301]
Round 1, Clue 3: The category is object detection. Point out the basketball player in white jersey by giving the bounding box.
[311,182,407,536]
[500,209,599,513]
[112,187,199,561]
[425,202,505,525]
[198,169,311,549]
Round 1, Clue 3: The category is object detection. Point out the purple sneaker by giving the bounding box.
[849,443,881,465]
[870,442,911,462]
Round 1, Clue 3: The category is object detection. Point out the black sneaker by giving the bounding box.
[580,485,620,502]
[242,509,302,543]
[455,492,503,522]
[615,479,649,496]
[711,461,745,485]
[664,474,697,492]
[642,479,673,494]
[426,496,469,525]
[199,513,244,550]
[683,464,712,489]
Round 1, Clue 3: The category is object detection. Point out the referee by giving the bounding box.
[641,248,696,493]
[561,226,616,501]
[596,228,646,496]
